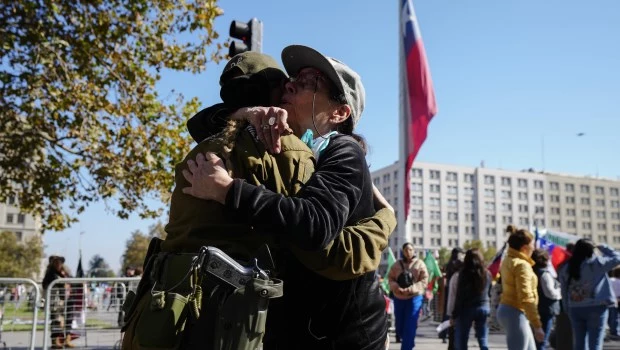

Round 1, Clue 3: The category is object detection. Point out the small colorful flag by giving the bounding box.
[487,242,507,279]
[382,247,397,294]
[424,250,442,293]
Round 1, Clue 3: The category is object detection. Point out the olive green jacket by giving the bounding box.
[162,124,396,280]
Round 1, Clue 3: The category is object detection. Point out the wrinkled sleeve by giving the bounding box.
[388,261,401,294]
[316,208,396,280]
[410,260,429,296]
[515,263,542,328]
[540,272,562,300]
[597,244,620,272]
[226,138,368,251]
[447,272,459,318]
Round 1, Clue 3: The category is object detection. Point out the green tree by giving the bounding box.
[0,0,226,231]
[121,221,166,271]
[88,254,114,277]
[463,240,499,264]
[0,231,44,278]
[437,247,451,268]
[484,246,498,264]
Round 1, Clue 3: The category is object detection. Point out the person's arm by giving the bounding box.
[409,260,429,296]
[514,263,543,328]
[294,207,396,280]
[388,262,402,294]
[225,137,369,251]
[540,272,562,300]
[597,244,620,272]
[446,272,459,318]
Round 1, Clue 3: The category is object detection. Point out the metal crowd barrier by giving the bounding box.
[43,277,140,349]
[0,278,41,350]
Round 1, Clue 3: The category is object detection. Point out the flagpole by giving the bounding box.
[398,0,410,249]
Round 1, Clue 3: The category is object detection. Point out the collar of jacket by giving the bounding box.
[507,247,535,266]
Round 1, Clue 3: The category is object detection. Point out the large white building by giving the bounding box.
[372,161,620,257]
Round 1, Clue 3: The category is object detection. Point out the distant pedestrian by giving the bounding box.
[447,248,492,350]
[607,267,620,340]
[442,248,464,348]
[388,242,429,350]
[532,249,561,350]
[496,225,544,350]
[559,239,620,350]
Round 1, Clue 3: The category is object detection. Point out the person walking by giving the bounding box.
[559,238,620,350]
[607,267,620,340]
[442,248,464,348]
[388,242,429,350]
[496,225,544,350]
[447,249,491,350]
[532,249,562,350]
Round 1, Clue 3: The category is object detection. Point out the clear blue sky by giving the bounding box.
[44,0,620,273]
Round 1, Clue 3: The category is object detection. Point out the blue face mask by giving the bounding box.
[301,129,338,158]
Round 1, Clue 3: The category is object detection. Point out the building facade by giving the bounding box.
[0,195,40,242]
[372,161,620,259]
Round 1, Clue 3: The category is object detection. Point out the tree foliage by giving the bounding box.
[88,253,114,277]
[437,247,451,268]
[121,221,166,271]
[463,240,498,263]
[0,231,44,278]
[0,0,226,231]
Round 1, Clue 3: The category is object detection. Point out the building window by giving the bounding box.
[534,218,545,227]
[8,195,16,205]
[430,211,441,220]
[485,215,496,223]
[613,224,620,232]
[485,189,495,197]
[411,210,423,219]
[502,216,513,224]
[519,217,529,225]
[446,172,457,181]
[486,227,496,235]
[484,175,495,185]
[611,200,620,208]
[551,219,561,227]
[373,178,380,186]
[430,197,441,206]
[465,213,476,221]
[518,192,528,200]
[565,184,575,192]
[485,202,496,211]
[464,174,474,183]
[599,235,608,243]
[611,188,619,196]
[412,223,423,232]
[519,205,528,213]
[412,168,422,178]
[431,224,442,233]
[597,211,606,219]
[447,199,457,207]
[448,225,459,234]
[550,182,559,191]
[534,180,543,189]
[464,201,474,209]
[518,179,528,188]
[611,212,620,220]
[6,214,14,224]
[501,190,511,199]
[412,196,423,205]
[430,170,440,179]
[464,187,474,196]
[550,195,560,203]
[596,199,605,207]
[411,183,422,192]
[501,177,511,186]
[447,186,458,195]
[534,193,544,201]
[598,223,607,230]
[582,222,592,230]
[393,170,398,179]
[535,206,544,214]
[448,212,458,221]
[566,209,576,216]
[15,231,22,241]
[502,203,512,212]
[595,186,605,195]
[567,221,576,229]
[430,184,440,193]
[17,214,25,224]
[582,210,591,217]
[566,196,575,204]
[580,185,590,194]
[551,207,561,215]
[581,197,591,205]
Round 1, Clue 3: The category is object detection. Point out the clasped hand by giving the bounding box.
[182,152,232,204]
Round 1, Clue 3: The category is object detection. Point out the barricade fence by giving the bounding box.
[0,278,41,350]
[43,277,140,349]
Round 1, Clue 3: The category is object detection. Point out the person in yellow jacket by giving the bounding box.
[496,225,545,350]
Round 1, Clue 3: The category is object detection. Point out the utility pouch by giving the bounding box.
[135,291,190,349]
[213,277,283,350]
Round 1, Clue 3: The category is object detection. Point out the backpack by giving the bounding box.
[396,260,414,288]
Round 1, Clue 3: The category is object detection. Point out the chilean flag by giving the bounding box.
[401,0,438,214]
[538,236,570,269]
